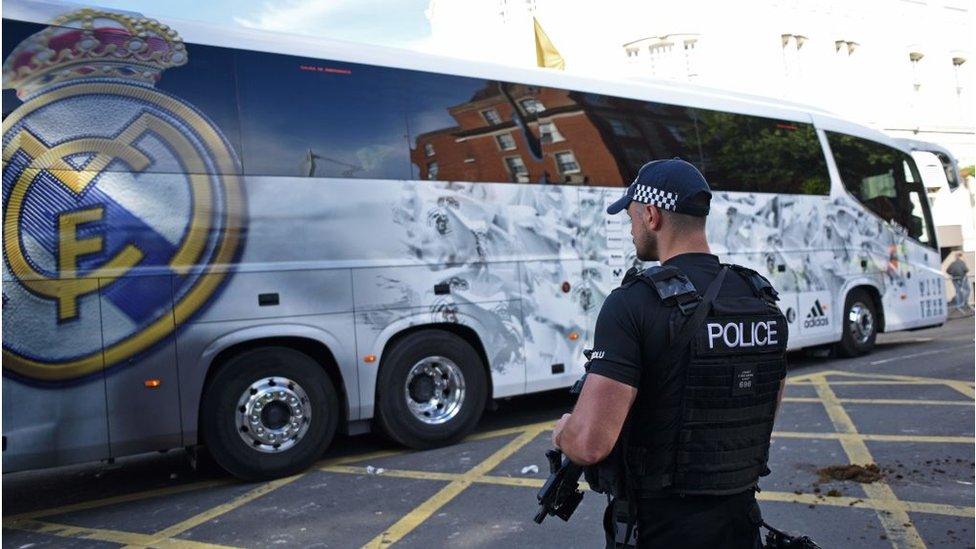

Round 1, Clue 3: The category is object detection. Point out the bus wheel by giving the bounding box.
[376,330,487,449]
[836,290,878,357]
[201,347,338,481]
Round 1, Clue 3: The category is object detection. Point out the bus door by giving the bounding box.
[100,273,183,457]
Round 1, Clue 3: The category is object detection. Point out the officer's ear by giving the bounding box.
[642,204,662,231]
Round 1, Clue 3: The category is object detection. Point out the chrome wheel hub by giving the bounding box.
[236,376,311,453]
[404,356,465,425]
[847,301,875,345]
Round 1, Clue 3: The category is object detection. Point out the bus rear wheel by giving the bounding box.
[835,289,878,357]
[201,347,338,481]
[376,330,487,449]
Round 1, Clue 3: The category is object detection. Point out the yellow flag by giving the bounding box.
[534,17,565,70]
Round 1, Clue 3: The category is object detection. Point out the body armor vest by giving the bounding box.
[622,263,788,497]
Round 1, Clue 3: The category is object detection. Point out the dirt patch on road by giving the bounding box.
[817,464,883,483]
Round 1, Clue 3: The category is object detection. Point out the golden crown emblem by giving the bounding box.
[3,8,188,98]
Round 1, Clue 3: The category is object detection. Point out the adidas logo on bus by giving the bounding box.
[803,300,829,328]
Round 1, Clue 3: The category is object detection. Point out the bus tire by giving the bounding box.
[835,289,878,357]
[201,347,338,481]
[376,330,487,449]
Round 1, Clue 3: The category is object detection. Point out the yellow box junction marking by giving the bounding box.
[812,375,927,548]
[4,370,973,549]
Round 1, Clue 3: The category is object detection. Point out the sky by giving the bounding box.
[87,0,435,49]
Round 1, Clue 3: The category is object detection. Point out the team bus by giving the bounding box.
[1,1,947,480]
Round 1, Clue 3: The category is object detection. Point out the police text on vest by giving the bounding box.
[706,320,778,349]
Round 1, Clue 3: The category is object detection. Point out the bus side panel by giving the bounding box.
[1,377,110,472]
[521,257,587,393]
[580,187,636,358]
[101,274,182,457]
[2,269,111,471]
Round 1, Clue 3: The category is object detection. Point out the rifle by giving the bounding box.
[533,350,591,524]
[533,449,584,523]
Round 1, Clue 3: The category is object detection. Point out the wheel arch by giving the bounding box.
[373,319,494,407]
[195,326,352,442]
[844,283,885,333]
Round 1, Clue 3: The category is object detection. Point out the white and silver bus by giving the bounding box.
[1,1,946,479]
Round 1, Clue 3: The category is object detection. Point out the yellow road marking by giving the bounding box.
[322,465,973,519]
[3,519,238,548]
[946,381,976,399]
[772,431,974,444]
[812,375,927,548]
[145,474,304,542]
[320,448,409,467]
[792,381,946,386]
[465,419,557,441]
[783,397,972,406]
[362,426,547,548]
[3,479,231,522]
[820,371,974,386]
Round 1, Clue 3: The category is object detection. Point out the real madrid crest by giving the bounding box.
[2,9,245,382]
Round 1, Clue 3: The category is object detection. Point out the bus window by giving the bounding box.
[402,74,631,186]
[235,50,411,179]
[692,109,830,195]
[584,98,701,183]
[934,152,961,191]
[827,132,936,248]
[900,157,936,246]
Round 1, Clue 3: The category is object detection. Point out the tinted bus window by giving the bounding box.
[403,74,628,185]
[403,72,524,183]
[402,73,711,187]
[584,97,701,185]
[693,110,830,195]
[827,132,935,246]
[236,50,410,179]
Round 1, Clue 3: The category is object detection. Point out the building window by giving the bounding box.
[608,118,640,137]
[481,108,502,125]
[496,133,517,150]
[683,38,698,79]
[952,55,966,96]
[520,98,545,114]
[424,143,435,157]
[909,50,925,91]
[427,161,438,180]
[554,151,581,174]
[504,156,529,182]
[539,121,564,143]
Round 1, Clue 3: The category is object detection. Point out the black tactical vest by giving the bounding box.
[622,263,788,497]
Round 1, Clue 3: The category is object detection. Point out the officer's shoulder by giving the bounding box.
[609,266,659,300]
[727,264,779,302]
[616,265,696,304]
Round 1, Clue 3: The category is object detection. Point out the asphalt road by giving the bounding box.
[3,316,974,549]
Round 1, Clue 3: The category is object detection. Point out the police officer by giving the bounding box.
[552,159,788,548]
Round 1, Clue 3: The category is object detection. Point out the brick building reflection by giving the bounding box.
[410,82,700,186]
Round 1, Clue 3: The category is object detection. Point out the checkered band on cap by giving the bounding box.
[632,184,678,211]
